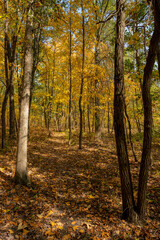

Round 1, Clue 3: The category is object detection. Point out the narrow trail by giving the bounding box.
[0,129,160,239]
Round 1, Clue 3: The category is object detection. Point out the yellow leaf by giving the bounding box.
[88,195,94,199]
[45,210,53,218]
[50,221,55,227]
[45,229,52,236]
[65,202,70,206]
[71,221,77,225]
[22,229,29,235]
[9,229,14,234]
[102,231,109,237]
[73,225,79,231]
[37,213,43,219]
[58,225,63,230]
[79,229,85,234]
[62,234,71,240]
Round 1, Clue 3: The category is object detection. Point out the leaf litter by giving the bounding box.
[0,129,160,239]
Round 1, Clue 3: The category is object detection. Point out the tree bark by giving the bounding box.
[114,0,137,222]
[137,0,160,219]
[107,102,110,134]
[124,102,138,162]
[1,87,10,148]
[79,0,85,149]
[28,24,42,138]
[14,9,33,185]
[68,1,72,145]
[95,0,101,139]
[87,104,91,133]
[1,0,9,149]
[157,41,160,75]
[9,35,17,138]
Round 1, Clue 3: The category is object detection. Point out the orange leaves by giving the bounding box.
[0,129,160,239]
[62,234,71,240]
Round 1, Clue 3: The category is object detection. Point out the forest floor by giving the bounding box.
[0,128,160,240]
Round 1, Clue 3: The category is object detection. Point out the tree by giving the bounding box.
[114,0,160,222]
[79,0,85,149]
[114,0,137,222]
[1,0,17,147]
[68,0,72,144]
[137,0,160,219]
[14,4,33,185]
[1,0,10,149]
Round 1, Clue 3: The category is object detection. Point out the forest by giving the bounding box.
[0,0,160,239]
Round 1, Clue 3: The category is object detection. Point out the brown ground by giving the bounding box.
[0,128,160,239]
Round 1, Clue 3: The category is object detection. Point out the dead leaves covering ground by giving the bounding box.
[0,128,160,239]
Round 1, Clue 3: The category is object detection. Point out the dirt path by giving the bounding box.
[0,129,160,239]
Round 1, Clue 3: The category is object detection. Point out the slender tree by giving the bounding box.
[79,0,85,149]
[1,0,10,148]
[114,0,137,222]
[14,4,33,185]
[68,0,72,145]
[137,0,160,219]
[94,0,101,139]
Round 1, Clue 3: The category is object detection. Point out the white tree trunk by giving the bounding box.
[14,12,33,185]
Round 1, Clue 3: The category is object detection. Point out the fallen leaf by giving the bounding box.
[17,222,28,231]
[50,221,55,227]
[22,229,29,235]
[73,225,79,231]
[45,229,53,236]
[37,213,43,219]
[71,221,77,225]
[62,234,71,240]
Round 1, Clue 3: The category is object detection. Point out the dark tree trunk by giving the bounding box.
[68,1,72,145]
[8,34,17,138]
[1,87,10,148]
[28,25,42,138]
[94,0,101,139]
[124,103,138,162]
[107,102,110,134]
[137,1,160,219]
[1,0,9,148]
[132,100,141,134]
[87,104,91,133]
[56,103,60,132]
[114,0,137,222]
[157,40,160,75]
[79,0,85,149]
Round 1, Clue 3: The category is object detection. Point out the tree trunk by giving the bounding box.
[1,0,9,149]
[124,103,138,162]
[137,1,160,219]
[69,1,72,145]
[107,102,110,134]
[114,0,137,222]
[28,25,42,138]
[79,0,85,149]
[157,40,160,75]
[14,10,33,185]
[94,0,101,139]
[8,34,17,138]
[9,62,16,138]
[1,87,10,148]
[87,104,91,133]
[132,100,141,134]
